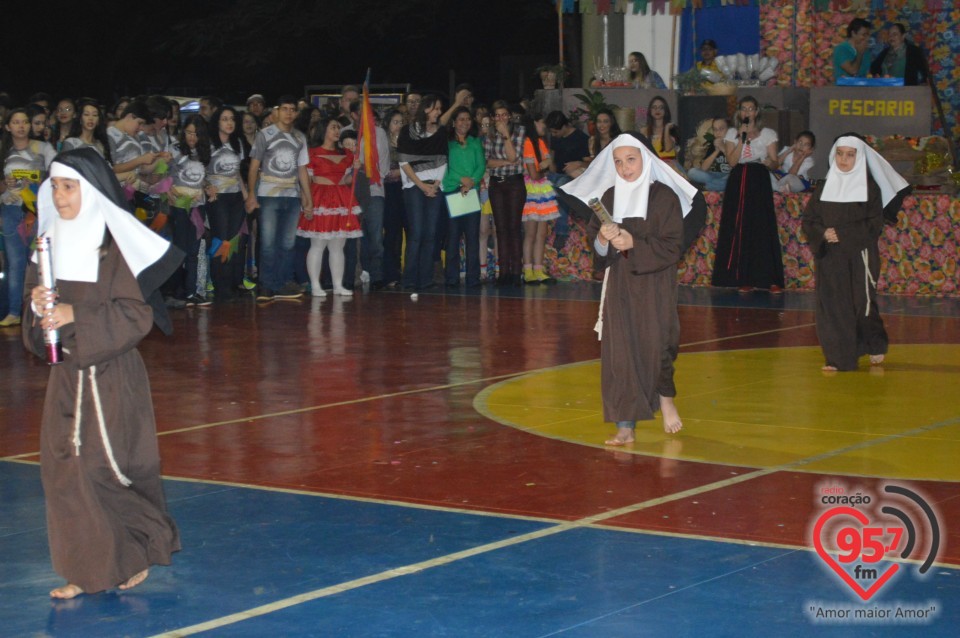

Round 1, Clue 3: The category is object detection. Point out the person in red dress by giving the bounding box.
[296,116,362,297]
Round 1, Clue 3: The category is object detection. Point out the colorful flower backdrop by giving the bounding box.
[545,193,960,297]
[760,1,960,139]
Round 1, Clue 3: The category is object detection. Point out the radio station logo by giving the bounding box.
[806,482,943,624]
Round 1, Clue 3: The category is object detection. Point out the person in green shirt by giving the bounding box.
[833,18,873,82]
[442,107,486,287]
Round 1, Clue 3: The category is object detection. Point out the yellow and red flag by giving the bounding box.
[358,70,381,186]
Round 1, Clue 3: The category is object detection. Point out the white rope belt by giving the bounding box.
[861,248,876,317]
[595,267,610,341]
[71,366,133,487]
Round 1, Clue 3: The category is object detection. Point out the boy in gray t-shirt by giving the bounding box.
[107,100,167,197]
[244,95,311,300]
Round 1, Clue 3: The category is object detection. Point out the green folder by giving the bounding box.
[445,188,482,217]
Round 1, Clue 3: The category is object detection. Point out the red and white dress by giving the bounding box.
[296,147,362,239]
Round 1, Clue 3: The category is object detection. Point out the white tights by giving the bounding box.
[306,236,350,296]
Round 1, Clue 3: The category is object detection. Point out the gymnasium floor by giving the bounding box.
[1,283,958,637]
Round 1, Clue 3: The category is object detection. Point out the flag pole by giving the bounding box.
[557,1,564,88]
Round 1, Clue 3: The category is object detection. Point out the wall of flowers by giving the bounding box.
[760,1,959,139]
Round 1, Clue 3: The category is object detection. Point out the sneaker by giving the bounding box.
[164,296,187,309]
[256,288,276,302]
[206,281,215,293]
[768,285,783,294]
[186,294,212,307]
[0,314,21,327]
[360,270,370,284]
[536,269,557,285]
[242,277,257,290]
[275,282,304,299]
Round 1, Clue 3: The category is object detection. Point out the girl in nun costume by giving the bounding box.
[562,135,698,446]
[22,147,183,598]
[802,134,910,372]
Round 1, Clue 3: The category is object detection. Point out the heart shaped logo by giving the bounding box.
[813,506,899,601]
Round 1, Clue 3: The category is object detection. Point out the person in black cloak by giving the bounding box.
[711,95,784,293]
[22,147,183,598]
[562,134,699,445]
[801,134,910,371]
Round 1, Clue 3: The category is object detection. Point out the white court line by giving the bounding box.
[1,321,815,463]
[150,413,960,637]
[149,467,775,638]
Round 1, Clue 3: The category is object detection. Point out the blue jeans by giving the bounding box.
[402,186,443,289]
[686,168,729,192]
[445,209,481,286]
[295,236,311,285]
[1,204,32,318]
[547,172,573,236]
[361,195,385,283]
[257,196,301,291]
[207,193,246,296]
[343,195,386,288]
[166,206,201,299]
[382,181,406,285]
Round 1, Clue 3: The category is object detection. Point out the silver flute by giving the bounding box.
[35,235,63,365]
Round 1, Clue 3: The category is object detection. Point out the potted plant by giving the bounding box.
[672,68,704,95]
[569,88,619,133]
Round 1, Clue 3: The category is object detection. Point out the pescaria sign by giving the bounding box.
[808,85,930,181]
[805,481,943,625]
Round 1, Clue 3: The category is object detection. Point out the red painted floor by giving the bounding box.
[2,286,958,560]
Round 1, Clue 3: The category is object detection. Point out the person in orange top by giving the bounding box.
[520,113,559,284]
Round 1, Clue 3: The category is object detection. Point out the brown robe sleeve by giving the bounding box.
[802,183,828,256]
[22,245,154,369]
[586,188,616,271]
[586,184,683,274]
[804,180,884,256]
[620,183,684,275]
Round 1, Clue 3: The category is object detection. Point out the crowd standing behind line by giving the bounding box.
[0,79,875,325]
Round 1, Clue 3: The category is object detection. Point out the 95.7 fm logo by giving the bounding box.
[810,483,941,602]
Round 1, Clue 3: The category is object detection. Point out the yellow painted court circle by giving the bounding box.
[474,345,960,482]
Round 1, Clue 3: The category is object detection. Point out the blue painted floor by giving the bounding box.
[3,462,956,637]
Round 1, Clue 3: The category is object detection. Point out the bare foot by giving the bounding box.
[604,427,635,446]
[821,365,838,371]
[118,569,149,591]
[659,395,683,434]
[869,354,885,365]
[50,583,84,599]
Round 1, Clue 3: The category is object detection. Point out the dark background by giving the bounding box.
[2,0,572,108]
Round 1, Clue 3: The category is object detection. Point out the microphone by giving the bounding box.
[741,116,750,143]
